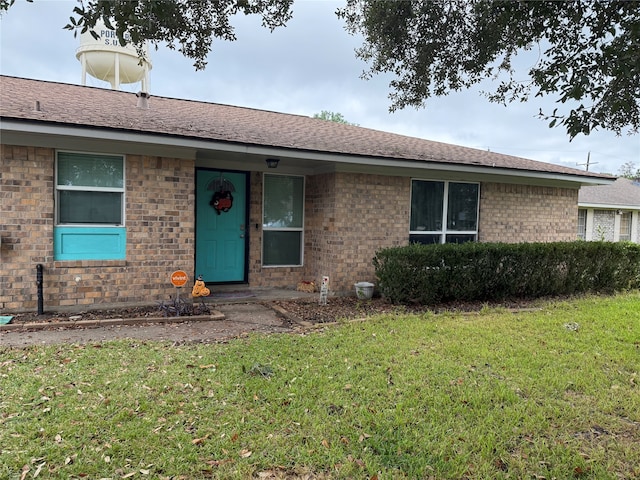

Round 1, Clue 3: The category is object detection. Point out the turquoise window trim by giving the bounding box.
[54,227,126,261]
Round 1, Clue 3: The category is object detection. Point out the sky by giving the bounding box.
[1,0,638,175]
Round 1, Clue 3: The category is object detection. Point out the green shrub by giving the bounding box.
[373,241,640,304]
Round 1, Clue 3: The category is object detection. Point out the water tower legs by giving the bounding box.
[113,52,120,90]
[80,53,87,86]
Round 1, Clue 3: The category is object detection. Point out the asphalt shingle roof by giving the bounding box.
[0,75,612,180]
[579,177,640,206]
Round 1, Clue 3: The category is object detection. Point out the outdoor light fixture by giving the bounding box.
[266,158,280,169]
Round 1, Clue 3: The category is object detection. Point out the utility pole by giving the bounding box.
[577,152,598,171]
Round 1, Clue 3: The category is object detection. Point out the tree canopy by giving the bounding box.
[337,0,640,139]
[313,110,359,126]
[618,161,640,179]
[2,0,638,138]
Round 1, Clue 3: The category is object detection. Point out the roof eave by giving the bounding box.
[579,202,640,210]
[1,117,615,187]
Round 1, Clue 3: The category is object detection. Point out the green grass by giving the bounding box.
[1,293,639,479]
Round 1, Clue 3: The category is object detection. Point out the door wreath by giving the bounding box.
[210,190,234,214]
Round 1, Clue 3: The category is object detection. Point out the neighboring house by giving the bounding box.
[578,177,640,242]
[1,76,613,311]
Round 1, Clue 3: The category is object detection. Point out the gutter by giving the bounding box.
[1,117,615,187]
[579,202,640,210]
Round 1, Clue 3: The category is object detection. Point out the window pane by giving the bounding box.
[263,231,302,265]
[445,234,476,244]
[620,212,632,241]
[410,180,444,231]
[59,191,122,224]
[577,209,587,240]
[447,183,478,231]
[263,175,304,228]
[58,152,124,188]
[409,233,441,245]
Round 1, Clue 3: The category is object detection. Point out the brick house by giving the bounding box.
[1,76,613,311]
[578,177,640,242]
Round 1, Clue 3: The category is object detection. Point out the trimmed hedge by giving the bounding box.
[373,242,640,305]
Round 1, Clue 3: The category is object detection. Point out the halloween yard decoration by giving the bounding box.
[207,173,235,214]
[191,275,211,312]
[192,276,210,298]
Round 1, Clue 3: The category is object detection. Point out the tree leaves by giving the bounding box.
[338,0,640,138]
[313,111,359,126]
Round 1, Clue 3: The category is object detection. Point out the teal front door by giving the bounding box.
[195,169,247,283]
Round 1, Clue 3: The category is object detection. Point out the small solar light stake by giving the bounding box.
[319,276,329,305]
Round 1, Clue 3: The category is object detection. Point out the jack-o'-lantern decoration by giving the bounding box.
[191,275,210,298]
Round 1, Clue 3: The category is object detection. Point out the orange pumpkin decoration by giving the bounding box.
[191,276,210,298]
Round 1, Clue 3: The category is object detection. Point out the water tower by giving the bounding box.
[76,19,152,91]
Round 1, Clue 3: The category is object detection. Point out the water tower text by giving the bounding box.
[101,30,131,47]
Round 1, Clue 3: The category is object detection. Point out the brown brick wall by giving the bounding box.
[478,182,578,242]
[303,172,409,293]
[2,144,581,310]
[303,173,340,289]
[1,145,55,310]
[247,171,264,284]
[1,145,194,311]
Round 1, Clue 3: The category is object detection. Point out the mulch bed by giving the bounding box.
[272,296,544,324]
[4,296,546,327]
[4,306,164,325]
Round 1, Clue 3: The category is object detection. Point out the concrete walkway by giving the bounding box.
[0,288,316,348]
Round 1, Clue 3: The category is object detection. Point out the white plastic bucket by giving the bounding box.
[354,282,375,300]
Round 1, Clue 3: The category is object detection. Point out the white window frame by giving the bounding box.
[619,211,632,242]
[410,179,480,244]
[55,150,126,227]
[577,208,587,240]
[262,173,304,267]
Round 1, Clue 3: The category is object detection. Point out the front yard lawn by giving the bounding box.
[1,293,639,479]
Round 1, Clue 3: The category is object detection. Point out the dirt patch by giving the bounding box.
[0,303,291,347]
[271,296,543,324]
[4,296,545,327]
[272,296,425,324]
[6,305,177,325]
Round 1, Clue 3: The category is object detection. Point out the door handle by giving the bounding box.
[240,234,245,238]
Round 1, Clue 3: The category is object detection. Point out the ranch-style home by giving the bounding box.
[1,75,613,311]
[578,177,640,243]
